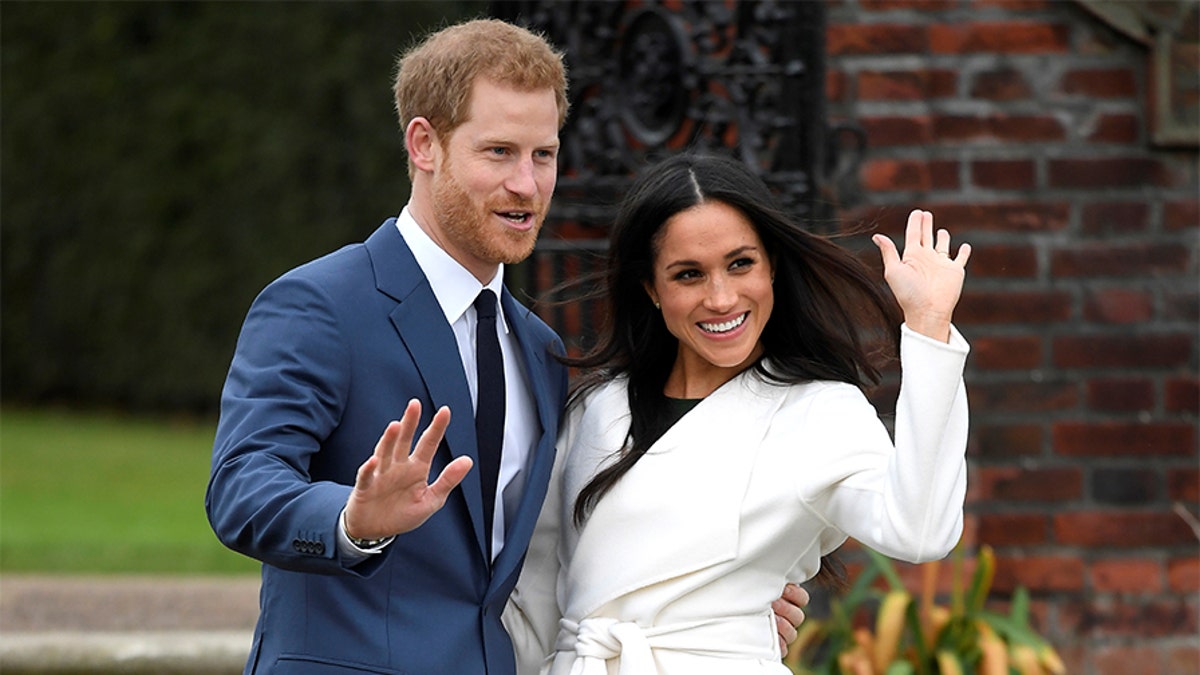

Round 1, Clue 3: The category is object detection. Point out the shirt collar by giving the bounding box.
[396,206,509,333]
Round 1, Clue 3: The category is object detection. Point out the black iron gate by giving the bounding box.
[491,0,846,353]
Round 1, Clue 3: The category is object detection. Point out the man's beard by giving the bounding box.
[432,168,546,267]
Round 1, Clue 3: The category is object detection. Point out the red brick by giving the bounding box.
[1165,378,1200,414]
[1091,558,1165,593]
[992,554,1084,593]
[1167,468,1200,501]
[933,114,1064,142]
[970,67,1033,100]
[1094,645,1163,675]
[1164,199,1200,230]
[857,69,957,100]
[885,558,975,598]
[1080,202,1150,233]
[971,381,1079,412]
[1166,645,1200,675]
[1163,289,1200,321]
[859,115,933,147]
[1085,377,1155,411]
[960,512,980,547]
[1169,556,1200,592]
[825,69,848,103]
[992,114,1067,141]
[967,243,1038,278]
[827,24,927,55]
[931,115,986,140]
[1052,334,1193,368]
[1093,467,1159,504]
[929,21,1070,54]
[971,334,1043,369]
[957,290,1071,324]
[1066,596,1197,639]
[921,201,1069,231]
[978,513,1048,546]
[1061,68,1138,98]
[1088,113,1140,143]
[970,423,1044,458]
[974,466,1082,501]
[1054,511,1197,547]
[1048,157,1184,188]
[1083,288,1154,324]
[971,159,1036,190]
[1054,421,1196,457]
[1051,242,1192,276]
[861,158,959,191]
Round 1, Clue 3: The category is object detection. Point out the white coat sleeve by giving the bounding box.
[797,324,970,562]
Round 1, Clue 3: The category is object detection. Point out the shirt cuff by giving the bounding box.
[337,508,395,563]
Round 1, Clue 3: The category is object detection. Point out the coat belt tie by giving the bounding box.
[556,611,777,675]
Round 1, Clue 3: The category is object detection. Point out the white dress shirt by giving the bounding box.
[338,207,538,562]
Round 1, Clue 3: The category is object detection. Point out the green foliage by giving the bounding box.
[2,1,485,413]
[786,546,1065,675]
[0,407,256,573]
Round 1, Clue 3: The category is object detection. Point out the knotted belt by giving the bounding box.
[555,611,777,675]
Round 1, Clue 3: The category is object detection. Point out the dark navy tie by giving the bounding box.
[474,290,504,559]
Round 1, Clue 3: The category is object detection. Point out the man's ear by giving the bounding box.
[405,117,440,173]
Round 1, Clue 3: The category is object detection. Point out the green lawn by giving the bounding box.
[1,407,258,574]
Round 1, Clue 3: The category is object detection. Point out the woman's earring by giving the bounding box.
[654,301,661,309]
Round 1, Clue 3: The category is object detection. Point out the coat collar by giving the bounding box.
[562,369,787,619]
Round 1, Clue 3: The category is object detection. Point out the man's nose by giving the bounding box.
[505,157,538,198]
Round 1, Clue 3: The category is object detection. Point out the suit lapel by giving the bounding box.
[365,222,489,560]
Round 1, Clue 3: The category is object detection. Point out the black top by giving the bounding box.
[663,396,703,430]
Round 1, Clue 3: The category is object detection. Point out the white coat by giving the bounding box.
[504,324,970,675]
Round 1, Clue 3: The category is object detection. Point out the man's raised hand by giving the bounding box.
[343,400,473,541]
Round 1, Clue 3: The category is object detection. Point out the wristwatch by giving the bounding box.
[342,511,393,550]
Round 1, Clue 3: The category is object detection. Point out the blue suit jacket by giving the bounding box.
[206,219,568,675]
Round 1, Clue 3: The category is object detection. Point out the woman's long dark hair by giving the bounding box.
[562,154,904,588]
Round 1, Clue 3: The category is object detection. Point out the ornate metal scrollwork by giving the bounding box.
[491,1,842,350]
[492,0,834,232]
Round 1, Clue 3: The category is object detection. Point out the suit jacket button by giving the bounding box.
[314,542,325,555]
[292,540,302,552]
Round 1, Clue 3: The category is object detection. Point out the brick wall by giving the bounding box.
[825,0,1199,672]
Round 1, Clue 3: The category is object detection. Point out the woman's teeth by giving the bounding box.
[699,313,747,334]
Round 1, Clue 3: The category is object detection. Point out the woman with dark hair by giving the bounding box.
[505,153,971,674]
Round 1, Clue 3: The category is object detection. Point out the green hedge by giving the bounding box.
[2,1,486,413]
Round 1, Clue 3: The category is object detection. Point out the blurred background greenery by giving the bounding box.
[1,1,488,574]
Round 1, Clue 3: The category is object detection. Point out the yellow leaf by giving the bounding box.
[978,633,1009,675]
[873,590,910,673]
[925,605,951,651]
[1011,644,1043,675]
[1038,643,1067,675]
[968,545,996,612]
[784,621,824,666]
[920,559,941,620]
[838,647,874,675]
[935,649,964,675]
